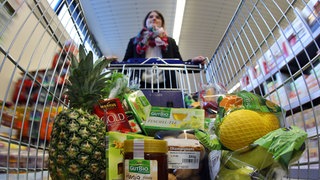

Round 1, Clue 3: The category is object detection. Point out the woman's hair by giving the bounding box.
[143,10,165,28]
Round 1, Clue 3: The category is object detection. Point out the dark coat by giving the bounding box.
[122,36,182,89]
[123,36,183,61]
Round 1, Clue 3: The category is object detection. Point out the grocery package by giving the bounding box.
[123,90,152,135]
[215,90,284,151]
[199,83,227,133]
[93,71,133,133]
[199,83,227,118]
[125,111,143,133]
[196,90,308,179]
[184,92,200,108]
[94,98,132,133]
[123,139,168,180]
[155,130,210,180]
[106,131,154,180]
[125,90,205,136]
[218,126,307,179]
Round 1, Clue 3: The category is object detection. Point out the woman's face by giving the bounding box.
[146,11,163,28]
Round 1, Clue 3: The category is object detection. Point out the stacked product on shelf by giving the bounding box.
[286,104,320,138]
[0,44,75,172]
[241,0,320,93]
[306,60,320,93]
[263,72,291,107]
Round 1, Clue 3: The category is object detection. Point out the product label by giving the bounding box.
[138,96,150,107]
[124,159,158,179]
[146,107,204,130]
[168,151,200,169]
[166,139,201,169]
[149,107,171,118]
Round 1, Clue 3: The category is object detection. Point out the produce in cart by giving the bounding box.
[195,91,307,179]
[48,45,112,180]
[215,91,283,151]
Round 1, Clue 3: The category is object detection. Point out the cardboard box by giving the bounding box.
[125,90,205,136]
[145,106,205,135]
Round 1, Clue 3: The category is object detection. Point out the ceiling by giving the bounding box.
[79,0,241,61]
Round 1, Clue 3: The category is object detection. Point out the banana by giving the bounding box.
[217,166,254,180]
[222,146,274,170]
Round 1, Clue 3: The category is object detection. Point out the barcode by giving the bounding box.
[182,159,199,163]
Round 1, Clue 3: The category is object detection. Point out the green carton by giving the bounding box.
[125,90,205,136]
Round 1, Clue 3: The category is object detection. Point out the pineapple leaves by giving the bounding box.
[66,44,112,112]
[69,52,79,72]
[78,44,86,62]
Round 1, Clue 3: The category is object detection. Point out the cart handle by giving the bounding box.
[140,57,168,64]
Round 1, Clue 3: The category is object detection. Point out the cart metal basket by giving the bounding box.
[1,0,320,179]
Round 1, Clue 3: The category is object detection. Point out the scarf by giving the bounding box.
[134,27,168,54]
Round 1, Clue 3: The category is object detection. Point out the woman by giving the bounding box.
[123,10,205,88]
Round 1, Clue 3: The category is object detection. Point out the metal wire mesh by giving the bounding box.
[207,0,320,179]
[0,0,97,179]
[0,0,319,179]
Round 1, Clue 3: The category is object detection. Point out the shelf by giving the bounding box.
[243,23,320,93]
[0,135,49,151]
[283,89,320,111]
[0,139,48,170]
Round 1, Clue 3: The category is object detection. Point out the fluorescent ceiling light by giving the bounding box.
[173,0,186,45]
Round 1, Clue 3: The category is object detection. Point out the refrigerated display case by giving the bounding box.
[0,0,319,179]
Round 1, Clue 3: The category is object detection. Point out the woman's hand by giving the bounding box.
[191,56,207,65]
[106,56,118,62]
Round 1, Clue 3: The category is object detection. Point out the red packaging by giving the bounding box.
[94,98,132,133]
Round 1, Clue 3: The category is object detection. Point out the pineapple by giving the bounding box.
[48,45,111,180]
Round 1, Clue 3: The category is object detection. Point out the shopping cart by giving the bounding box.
[108,57,206,108]
[0,0,320,179]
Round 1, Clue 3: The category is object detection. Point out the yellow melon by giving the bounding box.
[219,109,279,151]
